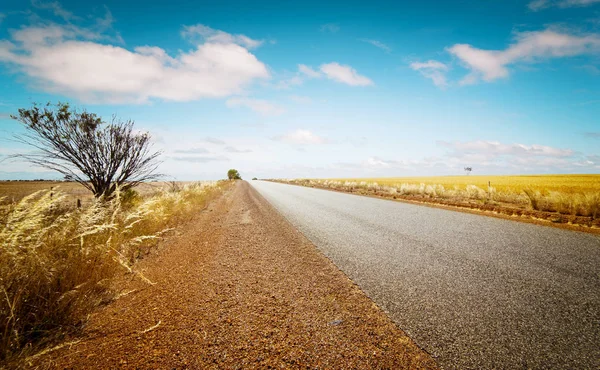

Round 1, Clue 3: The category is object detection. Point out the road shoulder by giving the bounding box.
[32,181,437,369]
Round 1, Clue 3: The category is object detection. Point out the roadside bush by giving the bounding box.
[466,185,486,200]
[0,182,222,363]
[583,192,600,219]
[523,188,553,211]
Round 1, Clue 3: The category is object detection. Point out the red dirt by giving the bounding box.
[27,181,437,369]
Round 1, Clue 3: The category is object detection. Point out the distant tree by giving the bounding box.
[464,167,473,175]
[227,169,242,180]
[12,102,161,198]
[252,177,258,180]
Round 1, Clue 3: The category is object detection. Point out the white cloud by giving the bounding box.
[225,146,253,153]
[170,155,229,163]
[528,0,550,10]
[173,147,210,154]
[528,0,600,11]
[0,19,269,103]
[273,129,329,145]
[298,64,321,78]
[319,62,374,86]
[276,75,304,89]
[280,63,372,88]
[438,140,574,157]
[337,156,425,171]
[410,60,449,87]
[204,137,226,145]
[329,139,595,176]
[289,95,312,104]
[320,23,340,33]
[31,0,78,21]
[181,24,263,49]
[363,157,402,168]
[448,28,600,84]
[360,39,391,53]
[226,97,285,116]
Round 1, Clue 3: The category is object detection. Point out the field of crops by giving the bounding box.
[276,175,600,225]
[329,175,600,194]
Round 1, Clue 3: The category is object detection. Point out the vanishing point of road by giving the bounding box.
[250,180,600,369]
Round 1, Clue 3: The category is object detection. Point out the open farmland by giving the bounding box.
[330,174,600,194]
[0,181,196,206]
[270,175,600,231]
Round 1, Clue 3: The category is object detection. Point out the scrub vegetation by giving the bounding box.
[0,181,227,364]
[270,175,600,229]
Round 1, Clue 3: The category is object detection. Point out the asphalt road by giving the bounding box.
[249,180,600,369]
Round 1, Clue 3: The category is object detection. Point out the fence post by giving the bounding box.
[77,199,81,209]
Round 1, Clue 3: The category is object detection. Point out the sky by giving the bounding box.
[0,0,599,180]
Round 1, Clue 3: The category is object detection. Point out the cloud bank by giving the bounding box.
[528,0,600,11]
[0,19,270,103]
[273,129,330,145]
[448,28,600,85]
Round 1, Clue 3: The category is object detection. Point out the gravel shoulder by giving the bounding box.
[30,181,437,369]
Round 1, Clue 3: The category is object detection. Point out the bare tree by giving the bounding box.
[12,102,161,198]
[464,167,472,175]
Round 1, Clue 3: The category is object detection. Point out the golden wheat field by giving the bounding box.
[281,174,600,220]
[330,174,600,194]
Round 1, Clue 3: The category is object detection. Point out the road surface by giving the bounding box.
[250,180,600,369]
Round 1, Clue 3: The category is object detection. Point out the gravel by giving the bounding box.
[250,180,600,369]
[33,181,436,369]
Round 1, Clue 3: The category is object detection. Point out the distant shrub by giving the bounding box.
[227,169,242,180]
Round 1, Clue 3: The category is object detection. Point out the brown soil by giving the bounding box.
[27,181,437,369]
[270,181,600,235]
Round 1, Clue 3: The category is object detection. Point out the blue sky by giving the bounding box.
[0,0,599,180]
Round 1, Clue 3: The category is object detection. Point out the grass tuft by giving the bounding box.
[0,181,224,363]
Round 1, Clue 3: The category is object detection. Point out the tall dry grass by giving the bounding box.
[0,181,224,363]
[282,178,600,219]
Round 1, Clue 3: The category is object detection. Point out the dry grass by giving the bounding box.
[0,181,228,364]
[0,181,190,207]
[329,174,600,194]
[273,175,600,227]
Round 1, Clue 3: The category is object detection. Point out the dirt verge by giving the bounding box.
[27,181,437,369]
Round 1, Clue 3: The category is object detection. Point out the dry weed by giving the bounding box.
[0,181,223,363]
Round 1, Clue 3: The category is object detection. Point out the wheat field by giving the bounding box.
[280,175,600,220]
[329,175,600,194]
